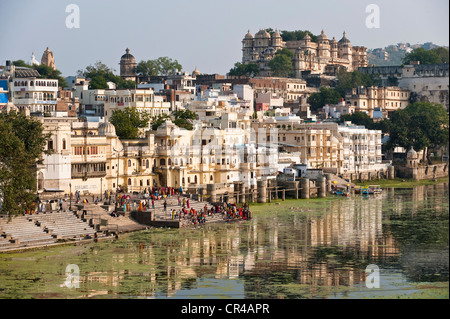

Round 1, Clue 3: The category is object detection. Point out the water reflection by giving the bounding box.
[0,184,448,299]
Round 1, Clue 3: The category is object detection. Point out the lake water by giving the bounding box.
[0,183,448,299]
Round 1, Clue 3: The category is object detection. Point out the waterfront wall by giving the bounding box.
[395,163,449,180]
[130,210,181,228]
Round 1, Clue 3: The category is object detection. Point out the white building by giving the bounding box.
[337,122,385,175]
[104,88,171,123]
[9,67,59,116]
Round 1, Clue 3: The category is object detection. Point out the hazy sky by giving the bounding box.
[1,0,448,77]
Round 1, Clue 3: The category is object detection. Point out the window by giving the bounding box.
[128,159,131,167]
[47,140,54,150]
[62,139,66,150]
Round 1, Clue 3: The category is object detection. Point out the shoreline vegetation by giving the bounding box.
[1,177,447,254]
[352,176,449,189]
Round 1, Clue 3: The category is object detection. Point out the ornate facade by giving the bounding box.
[119,48,137,81]
[242,29,368,77]
[41,47,55,70]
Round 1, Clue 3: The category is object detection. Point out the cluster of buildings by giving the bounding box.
[242,29,368,77]
[0,34,448,197]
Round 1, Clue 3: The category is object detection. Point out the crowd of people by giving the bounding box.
[23,185,253,227]
[165,201,252,226]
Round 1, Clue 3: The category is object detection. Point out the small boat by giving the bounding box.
[335,186,350,197]
[361,187,370,195]
[369,185,382,195]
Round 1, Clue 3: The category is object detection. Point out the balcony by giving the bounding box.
[13,98,57,105]
[71,171,106,179]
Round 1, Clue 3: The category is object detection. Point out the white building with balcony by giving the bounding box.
[104,88,171,125]
[11,68,59,116]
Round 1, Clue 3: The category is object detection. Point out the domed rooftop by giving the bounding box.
[338,32,351,45]
[407,146,418,159]
[317,30,328,40]
[121,48,135,61]
[244,30,253,39]
[98,121,116,137]
[29,52,39,66]
[273,29,282,38]
[303,32,312,41]
[255,29,271,38]
[192,66,201,76]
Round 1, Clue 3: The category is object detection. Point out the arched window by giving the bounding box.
[160,159,166,166]
[168,158,172,165]
[146,160,149,169]
[128,178,131,185]
[128,159,131,167]
[62,139,67,150]
[30,81,34,86]
[194,175,198,184]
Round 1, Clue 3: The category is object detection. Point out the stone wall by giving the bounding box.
[395,163,449,180]
[131,210,181,228]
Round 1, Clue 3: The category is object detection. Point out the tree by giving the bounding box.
[280,30,318,42]
[150,113,171,131]
[431,47,449,64]
[335,69,380,97]
[157,57,182,75]
[172,109,198,130]
[268,48,294,77]
[137,57,182,77]
[339,112,374,129]
[0,111,50,217]
[228,62,259,78]
[386,102,449,163]
[109,107,151,139]
[307,87,341,111]
[78,61,136,90]
[402,47,443,65]
[136,60,159,77]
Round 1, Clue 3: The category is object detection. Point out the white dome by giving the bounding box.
[98,121,116,137]
[29,52,39,66]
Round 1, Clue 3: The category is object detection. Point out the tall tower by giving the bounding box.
[242,30,254,63]
[41,47,55,70]
[330,37,338,59]
[317,30,330,58]
[271,29,283,51]
[119,48,137,81]
[338,32,353,69]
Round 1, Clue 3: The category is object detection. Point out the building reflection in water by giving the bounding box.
[76,183,448,298]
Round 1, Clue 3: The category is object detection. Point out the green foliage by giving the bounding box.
[109,107,151,139]
[335,69,380,97]
[268,48,294,77]
[0,111,50,217]
[280,30,318,42]
[12,60,68,88]
[172,109,198,130]
[402,47,449,65]
[228,62,260,78]
[136,57,182,77]
[307,87,341,111]
[386,102,449,155]
[150,113,171,131]
[78,61,136,90]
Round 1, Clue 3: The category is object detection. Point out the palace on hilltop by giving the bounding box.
[242,29,368,77]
